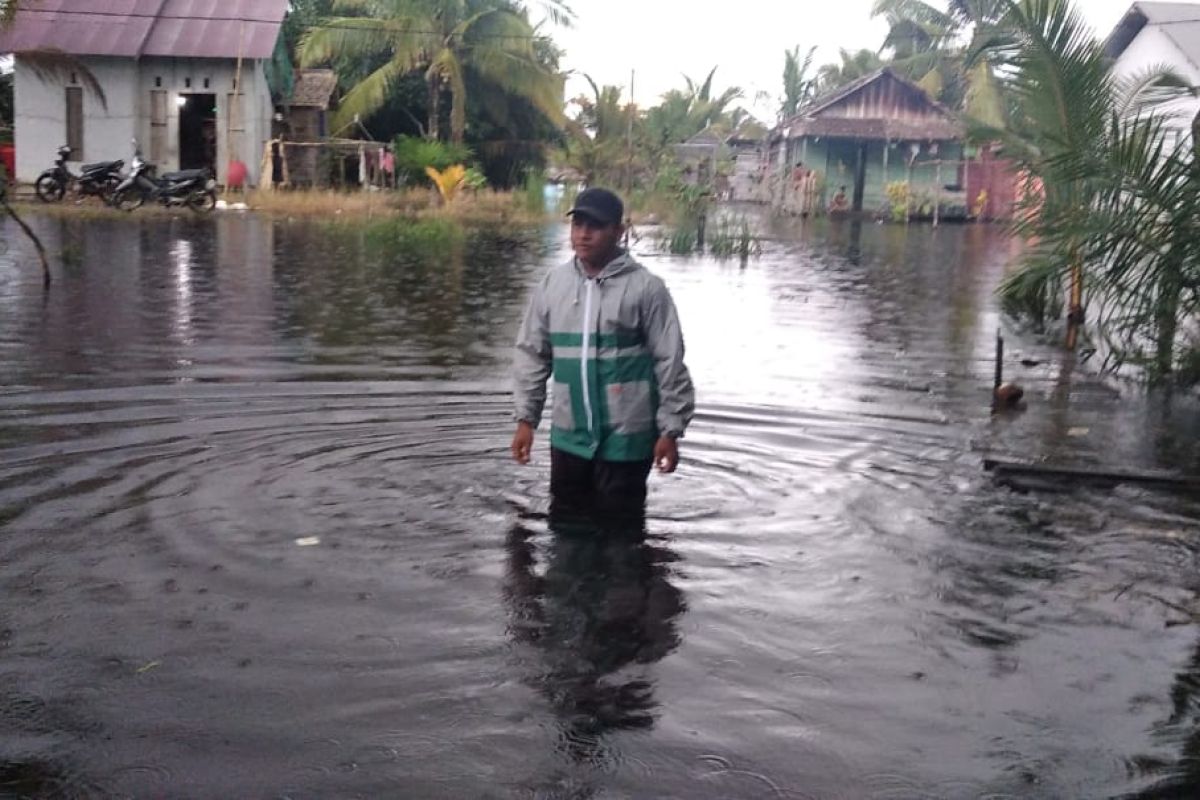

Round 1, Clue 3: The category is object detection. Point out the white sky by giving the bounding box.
[552,0,1153,122]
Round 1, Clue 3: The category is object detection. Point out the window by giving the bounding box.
[65,86,84,160]
[149,90,168,163]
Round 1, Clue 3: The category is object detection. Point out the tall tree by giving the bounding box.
[871,0,1007,125]
[642,67,743,155]
[300,0,566,142]
[558,75,629,185]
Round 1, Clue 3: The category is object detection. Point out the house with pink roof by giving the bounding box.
[0,0,288,186]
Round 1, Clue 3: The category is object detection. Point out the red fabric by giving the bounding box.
[0,145,14,183]
[226,160,248,188]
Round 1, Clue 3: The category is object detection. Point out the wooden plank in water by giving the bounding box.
[983,458,1200,491]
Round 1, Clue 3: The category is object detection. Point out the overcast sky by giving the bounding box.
[552,0,1156,121]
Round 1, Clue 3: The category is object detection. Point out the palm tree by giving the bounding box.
[974,0,1192,357]
[641,67,743,156]
[871,0,1009,126]
[816,49,887,92]
[780,45,817,120]
[558,75,629,185]
[1074,116,1200,380]
[300,0,566,142]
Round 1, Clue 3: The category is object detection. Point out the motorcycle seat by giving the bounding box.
[160,169,210,182]
[81,160,122,173]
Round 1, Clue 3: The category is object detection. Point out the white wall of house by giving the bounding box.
[13,55,274,185]
[1111,25,1200,149]
[13,56,138,182]
[135,57,273,186]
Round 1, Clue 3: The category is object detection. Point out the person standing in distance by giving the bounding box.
[511,188,695,512]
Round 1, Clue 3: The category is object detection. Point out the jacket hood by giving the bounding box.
[574,250,641,281]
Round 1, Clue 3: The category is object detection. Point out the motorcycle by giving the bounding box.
[35,145,124,204]
[111,150,217,214]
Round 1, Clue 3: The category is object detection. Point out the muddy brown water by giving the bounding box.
[2,213,1200,799]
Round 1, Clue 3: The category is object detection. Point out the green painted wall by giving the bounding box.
[786,136,965,214]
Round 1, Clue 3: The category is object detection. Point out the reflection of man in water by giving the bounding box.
[503,514,685,759]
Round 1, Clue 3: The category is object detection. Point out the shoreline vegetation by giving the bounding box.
[7,186,550,227]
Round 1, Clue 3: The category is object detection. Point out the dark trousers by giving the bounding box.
[550,447,653,521]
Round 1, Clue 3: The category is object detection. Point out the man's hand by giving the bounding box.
[653,436,679,473]
[511,421,535,464]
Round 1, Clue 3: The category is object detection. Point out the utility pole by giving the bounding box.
[625,69,635,200]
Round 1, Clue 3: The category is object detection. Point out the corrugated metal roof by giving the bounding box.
[778,69,963,142]
[0,0,288,60]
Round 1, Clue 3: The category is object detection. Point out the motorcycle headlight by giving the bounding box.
[205,179,217,190]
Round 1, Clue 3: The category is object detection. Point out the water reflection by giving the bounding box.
[2,212,1200,797]
[504,513,685,762]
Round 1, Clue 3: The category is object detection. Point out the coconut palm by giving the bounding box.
[558,75,629,185]
[300,0,566,142]
[872,0,1008,126]
[641,67,743,157]
[780,45,817,120]
[816,49,887,92]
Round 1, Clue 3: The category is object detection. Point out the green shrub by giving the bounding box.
[393,136,473,186]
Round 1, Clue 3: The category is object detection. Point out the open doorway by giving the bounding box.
[178,93,216,171]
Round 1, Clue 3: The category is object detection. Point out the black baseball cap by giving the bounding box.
[567,187,624,226]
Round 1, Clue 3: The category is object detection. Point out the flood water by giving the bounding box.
[2,211,1200,799]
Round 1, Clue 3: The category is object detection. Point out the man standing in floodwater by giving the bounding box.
[511,188,696,512]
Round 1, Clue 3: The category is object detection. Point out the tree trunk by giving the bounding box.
[1193,105,1200,162]
[428,77,441,141]
[1065,244,1083,351]
[1154,262,1182,382]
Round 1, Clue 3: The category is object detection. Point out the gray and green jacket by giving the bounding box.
[513,251,695,462]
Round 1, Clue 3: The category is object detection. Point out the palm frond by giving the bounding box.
[871,0,956,31]
[1112,64,1194,119]
[18,49,107,110]
[299,16,430,67]
[328,57,407,132]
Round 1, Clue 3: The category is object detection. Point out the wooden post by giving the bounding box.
[963,148,971,220]
[882,138,889,200]
[933,159,941,227]
[799,137,809,214]
[992,328,1004,414]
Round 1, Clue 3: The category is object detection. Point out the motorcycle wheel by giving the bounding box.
[113,188,145,212]
[100,178,122,206]
[35,173,66,203]
[187,190,217,214]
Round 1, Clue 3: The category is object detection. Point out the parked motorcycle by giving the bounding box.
[35,145,124,204]
[111,151,217,213]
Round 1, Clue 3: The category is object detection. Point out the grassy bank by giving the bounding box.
[8,187,550,227]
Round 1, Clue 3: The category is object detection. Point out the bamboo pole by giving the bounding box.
[225,21,246,199]
[991,328,1003,415]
